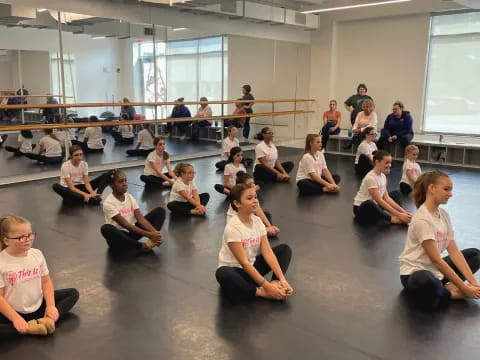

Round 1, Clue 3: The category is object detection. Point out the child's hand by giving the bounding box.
[45,305,59,322]
[13,317,29,333]
[196,205,206,213]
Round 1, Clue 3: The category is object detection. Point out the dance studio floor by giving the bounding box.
[1,148,480,360]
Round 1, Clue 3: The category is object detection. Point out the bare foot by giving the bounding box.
[445,283,465,300]
[390,216,403,225]
[141,239,157,252]
[190,209,205,216]
[255,286,283,300]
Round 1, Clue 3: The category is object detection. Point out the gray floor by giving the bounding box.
[0,149,480,360]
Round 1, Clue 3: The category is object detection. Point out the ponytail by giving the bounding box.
[413,171,449,208]
[106,168,123,185]
[255,127,270,141]
[44,129,59,142]
[144,124,154,139]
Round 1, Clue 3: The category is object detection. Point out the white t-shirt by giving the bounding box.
[296,151,327,182]
[103,193,139,229]
[60,160,88,186]
[218,214,267,268]
[0,248,49,314]
[84,127,104,149]
[39,135,62,157]
[226,204,237,220]
[119,125,134,138]
[18,134,33,153]
[254,141,278,168]
[137,129,154,150]
[401,159,422,187]
[399,205,454,279]
[355,140,377,164]
[353,170,387,206]
[53,129,72,148]
[224,163,246,187]
[353,111,378,132]
[196,106,212,118]
[169,178,198,203]
[221,137,240,160]
[144,151,170,176]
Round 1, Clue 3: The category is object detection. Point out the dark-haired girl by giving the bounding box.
[73,116,106,153]
[296,134,340,195]
[52,145,110,206]
[167,163,210,216]
[399,171,480,309]
[5,130,34,156]
[126,124,154,157]
[214,147,246,195]
[355,126,377,178]
[101,170,165,253]
[215,126,240,170]
[253,127,294,184]
[111,114,134,145]
[215,184,293,301]
[353,150,411,225]
[140,137,177,188]
[24,129,62,164]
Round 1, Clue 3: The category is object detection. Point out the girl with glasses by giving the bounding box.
[0,216,79,336]
[355,126,378,179]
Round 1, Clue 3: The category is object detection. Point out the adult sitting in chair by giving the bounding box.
[191,96,213,140]
[378,101,414,151]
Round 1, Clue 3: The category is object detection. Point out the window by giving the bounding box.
[50,53,77,104]
[424,12,480,134]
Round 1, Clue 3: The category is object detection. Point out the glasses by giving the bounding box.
[265,132,274,135]
[6,232,36,242]
[184,171,196,175]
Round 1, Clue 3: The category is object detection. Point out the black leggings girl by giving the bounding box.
[126,148,153,157]
[111,131,134,144]
[52,172,110,205]
[297,175,341,195]
[353,191,402,225]
[140,173,173,188]
[0,288,79,337]
[400,182,413,195]
[215,244,292,301]
[253,161,294,184]
[24,153,63,164]
[71,139,106,153]
[355,154,373,178]
[401,248,480,309]
[167,193,210,216]
[100,207,166,252]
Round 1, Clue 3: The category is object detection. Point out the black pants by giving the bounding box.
[355,154,373,179]
[321,121,340,149]
[52,172,109,205]
[350,111,358,126]
[401,248,480,309]
[400,182,412,195]
[353,191,402,225]
[378,134,413,151]
[5,146,27,156]
[166,122,192,137]
[140,173,172,188]
[215,160,227,170]
[100,207,166,252]
[214,184,228,195]
[167,193,210,216]
[297,175,341,195]
[192,120,211,139]
[126,148,153,157]
[243,110,252,139]
[111,131,134,144]
[24,153,63,164]
[0,288,79,336]
[215,244,292,301]
[253,162,294,184]
[71,139,106,153]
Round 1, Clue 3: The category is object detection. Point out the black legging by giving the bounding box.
[297,174,341,195]
[378,134,413,151]
[167,193,210,216]
[355,154,373,178]
[111,130,134,144]
[215,244,292,301]
[253,161,294,184]
[401,248,480,309]
[140,173,173,188]
[321,120,340,149]
[0,288,79,337]
[215,160,227,170]
[400,182,412,195]
[126,148,153,157]
[24,153,63,164]
[353,191,402,225]
[5,146,32,156]
[52,172,110,205]
[214,184,229,195]
[71,139,106,153]
[100,207,166,252]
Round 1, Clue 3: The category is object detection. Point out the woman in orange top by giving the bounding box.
[320,100,341,150]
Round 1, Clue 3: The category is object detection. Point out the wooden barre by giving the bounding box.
[0,110,314,132]
[0,94,75,99]
[0,98,315,110]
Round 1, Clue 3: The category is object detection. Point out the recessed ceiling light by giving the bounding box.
[301,0,411,14]
[37,8,48,12]
[172,27,188,31]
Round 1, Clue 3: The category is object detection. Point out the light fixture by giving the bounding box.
[91,36,106,39]
[301,0,411,14]
[37,8,48,12]
[172,27,188,31]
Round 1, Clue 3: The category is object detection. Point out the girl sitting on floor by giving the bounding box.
[400,145,422,195]
[399,171,480,309]
[0,215,79,336]
[215,184,293,301]
[214,146,246,196]
[140,137,177,188]
[24,129,62,164]
[216,126,240,171]
[5,130,34,156]
[353,150,412,225]
[101,170,165,253]
[126,123,155,157]
[52,145,110,206]
[296,134,341,195]
[354,126,377,178]
[167,163,210,216]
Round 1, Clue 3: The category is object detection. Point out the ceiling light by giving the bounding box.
[37,8,48,12]
[92,36,106,39]
[172,27,188,31]
[301,0,411,14]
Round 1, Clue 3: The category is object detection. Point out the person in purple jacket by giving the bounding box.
[378,101,414,150]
